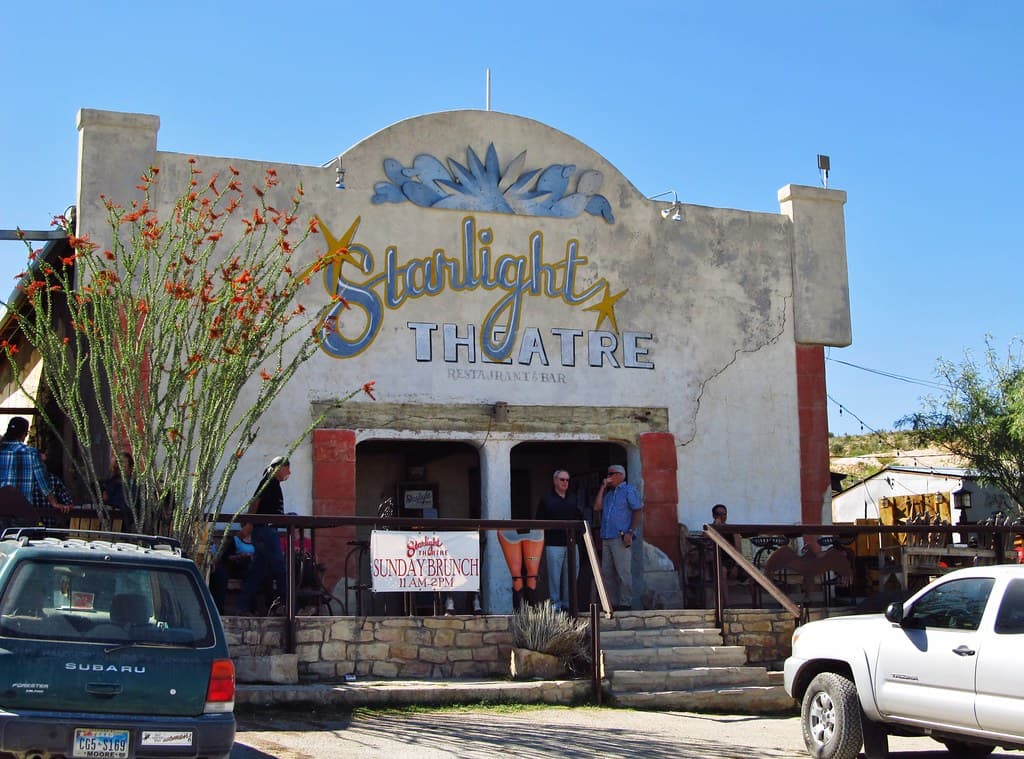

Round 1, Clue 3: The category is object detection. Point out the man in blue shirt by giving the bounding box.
[593,464,643,611]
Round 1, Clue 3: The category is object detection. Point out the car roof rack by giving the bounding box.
[0,526,182,553]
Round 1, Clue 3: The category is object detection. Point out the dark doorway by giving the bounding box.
[509,441,627,610]
[355,440,481,520]
[353,440,482,615]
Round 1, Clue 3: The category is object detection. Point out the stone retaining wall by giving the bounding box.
[226,615,515,681]
[721,607,848,669]
[225,607,850,683]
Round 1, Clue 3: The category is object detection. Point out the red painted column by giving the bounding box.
[796,345,829,525]
[639,432,680,565]
[311,429,356,591]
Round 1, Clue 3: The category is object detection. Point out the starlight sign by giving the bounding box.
[314,215,638,364]
[308,142,654,368]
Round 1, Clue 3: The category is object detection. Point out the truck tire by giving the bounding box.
[940,740,995,758]
[800,672,864,759]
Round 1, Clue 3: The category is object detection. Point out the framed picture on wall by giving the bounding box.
[398,483,438,515]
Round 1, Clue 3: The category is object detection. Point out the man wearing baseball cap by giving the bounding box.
[593,463,643,611]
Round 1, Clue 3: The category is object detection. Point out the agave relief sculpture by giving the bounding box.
[372,144,615,223]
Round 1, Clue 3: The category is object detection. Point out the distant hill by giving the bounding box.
[828,431,967,490]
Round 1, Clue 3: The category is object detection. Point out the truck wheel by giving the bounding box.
[940,740,995,758]
[800,672,863,759]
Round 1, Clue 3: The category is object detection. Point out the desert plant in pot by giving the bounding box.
[509,601,591,679]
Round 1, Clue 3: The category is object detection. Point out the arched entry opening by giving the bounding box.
[505,441,629,610]
[508,441,628,520]
[348,439,482,614]
[355,439,481,520]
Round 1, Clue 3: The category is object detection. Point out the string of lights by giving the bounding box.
[826,393,883,435]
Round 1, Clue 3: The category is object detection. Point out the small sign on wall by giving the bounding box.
[370,530,480,592]
[397,483,439,516]
[403,488,434,510]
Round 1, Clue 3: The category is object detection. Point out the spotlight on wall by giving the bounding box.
[491,401,509,423]
[817,154,830,189]
[335,156,346,189]
[649,190,683,221]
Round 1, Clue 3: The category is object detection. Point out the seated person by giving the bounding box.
[102,451,138,532]
[711,504,747,605]
[209,523,255,614]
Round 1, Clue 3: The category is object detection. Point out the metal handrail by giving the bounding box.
[703,524,801,625]
[702,521,1024,626]
[581,521,612,618]
[580,521,613,705]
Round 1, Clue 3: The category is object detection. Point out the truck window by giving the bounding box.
[904,576,994,631]
[994,578,1024,635]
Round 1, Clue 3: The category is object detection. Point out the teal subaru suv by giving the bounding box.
[0,528,235,759]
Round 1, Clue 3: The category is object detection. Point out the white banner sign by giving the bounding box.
[370,530,480,592]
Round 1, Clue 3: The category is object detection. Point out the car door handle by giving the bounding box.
[86,682,123,697]
[952,645,976,657]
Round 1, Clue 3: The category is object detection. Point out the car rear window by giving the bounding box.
[0,558,214,647]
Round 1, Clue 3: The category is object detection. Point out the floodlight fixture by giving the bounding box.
[817,154,830,189]
[649,190,683,221]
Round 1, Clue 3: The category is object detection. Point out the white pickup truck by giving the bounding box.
[784,563,1024,759]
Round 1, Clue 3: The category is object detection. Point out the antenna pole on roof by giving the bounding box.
[486,68,491,111]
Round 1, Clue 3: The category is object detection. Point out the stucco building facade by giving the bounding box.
[34,108,851,612]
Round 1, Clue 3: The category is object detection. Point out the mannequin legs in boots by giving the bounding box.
[498,529,544,609]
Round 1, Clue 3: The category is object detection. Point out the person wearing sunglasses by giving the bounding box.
[593,464,643,612]
[537,469,583,613]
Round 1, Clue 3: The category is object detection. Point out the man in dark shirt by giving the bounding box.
[537,469,582,612]
[237,456,290,615]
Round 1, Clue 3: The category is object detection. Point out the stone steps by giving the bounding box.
[602,644,747,669]
[613,684,795,713]
[601,627,726,648]
[610,665,772,691]
[598,610,796,714]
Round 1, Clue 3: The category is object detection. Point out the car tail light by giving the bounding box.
[204,658,235,713]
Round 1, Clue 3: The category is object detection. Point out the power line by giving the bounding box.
[825,356,948,390]
[825,353,953,436]
[832,451,958,462]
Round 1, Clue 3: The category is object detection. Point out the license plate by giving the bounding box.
[73,728,130,758]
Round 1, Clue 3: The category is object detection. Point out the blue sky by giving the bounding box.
[2,2,1020,437]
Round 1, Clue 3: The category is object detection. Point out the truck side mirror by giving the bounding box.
[884,601,904,624]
